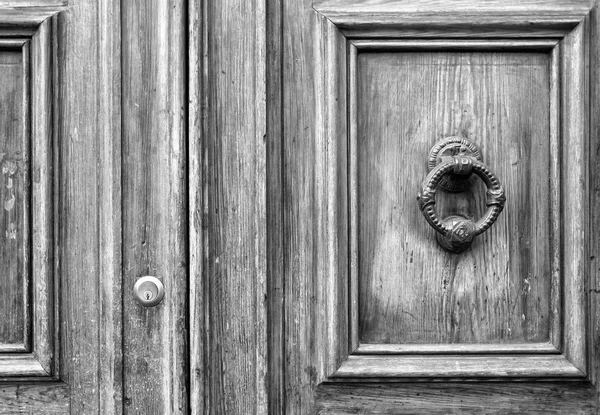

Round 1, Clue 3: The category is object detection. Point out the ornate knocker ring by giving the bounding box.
[417,138,506,252]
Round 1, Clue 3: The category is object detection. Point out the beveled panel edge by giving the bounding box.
[0,38,26,47]
[0,354,49,377]
[0,344,28,353]
[356,342,560,355]
[313,1,591,39]
[30,16,55,377]
[314,0,593,16]
[346,39,564,358]
[549,42,562,352]
[350,39,560,51]
[331,355,586,379]
[0,7,66,36]
[347,42,358,354]
[317,12,350,378]
[0,34,32,354]
[559,19,589,375]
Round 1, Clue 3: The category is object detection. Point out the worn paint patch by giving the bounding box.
[3,193,14,211]
[2,159,18,239]
[5,222,16,239]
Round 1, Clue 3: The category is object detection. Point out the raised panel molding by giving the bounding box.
[0,13,58,380]
[312,3,591,381]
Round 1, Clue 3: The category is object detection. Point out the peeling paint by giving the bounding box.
[4,193,14,211]
[2,159,18,239]
[6,222,16,239]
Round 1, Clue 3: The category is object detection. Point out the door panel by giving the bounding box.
[276,0,600,412]
[0,48,28,351]
[0,19,57,380]
[0,2,123,413]
[121,0,188,412]
[357,51,553,345]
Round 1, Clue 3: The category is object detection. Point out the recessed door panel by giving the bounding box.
[357,52,553,345]
[0,49,28,350]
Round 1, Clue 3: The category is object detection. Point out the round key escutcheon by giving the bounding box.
[133,276,165,307]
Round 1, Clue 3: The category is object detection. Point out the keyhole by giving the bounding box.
[133,276,164,307]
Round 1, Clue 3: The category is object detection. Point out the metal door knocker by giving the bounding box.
[417,137,506,253]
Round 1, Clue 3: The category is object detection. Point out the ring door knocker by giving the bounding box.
[417,137,506,253]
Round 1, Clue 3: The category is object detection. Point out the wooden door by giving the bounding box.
[0,1,124,413]
[269,0,600,413]
[0,0,265,413]
[4,0,600,414]
[0,1,190,413]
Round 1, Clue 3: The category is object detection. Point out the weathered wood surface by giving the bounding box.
[30,19,54,376]
[0,47,27,350]
[265,0,285,412]
[188,0,204,412]
[281,0,316,408]
[55,0,122,411]
[281,7,352,413]
[0,382,69,414]
[355,342,557,354]
[560,21,589,374]
[333,355,584,378]
[590,0,600,408]
[315,382,597,414]
[96,0,123,411]
[189,0,268,412]
[279,0,597,413]
[0,354,48,376]
[122,0,187,413]
[313,0,592,38]
[357,52,552,345]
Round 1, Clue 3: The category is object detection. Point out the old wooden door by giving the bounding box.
[270,0,600,413]
[3,0,600,414]
[0,0,266,413]
[0,0,191,413]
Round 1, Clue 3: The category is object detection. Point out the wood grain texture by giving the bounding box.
[313,0,592,38]
[278,0,598,412]
[0,354,48,376]
[281,1,319,410]
[188,0,204,413]
[355,342,558,354]
[333,355,584,378]
[356,52,553,345]
[560,20,589,375]
[54,0,122,411]
[590,0,600,408]
[281,10,350,413]
[0,4,67,37]
[0,46,27,350]
[30,19,54,376]
[315,382,597,414]
[122,0,187,413]
[197,0,268,412]
[548,44,562,351]
[96,0,123,411]
[265,0,285,412]
[0,382,69,414]
[351,39,559,51]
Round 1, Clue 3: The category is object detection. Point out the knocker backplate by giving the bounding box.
[428,137,482,192]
